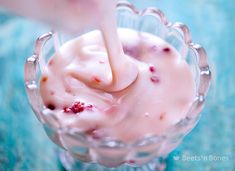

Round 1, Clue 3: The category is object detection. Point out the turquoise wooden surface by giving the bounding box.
[0,0,235,170]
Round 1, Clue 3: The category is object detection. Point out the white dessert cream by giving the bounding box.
[40,28,195,143]
[25,0,197,143]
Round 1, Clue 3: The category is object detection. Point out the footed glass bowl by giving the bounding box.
[24,1,211,170]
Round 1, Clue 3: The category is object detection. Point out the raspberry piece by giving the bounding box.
[64,101,93,114]
[163,47,171,52]
[47,104,55,110]
[159,112,166,120]
[85,104,93,111]
[150,76,160,83]
[63,107,72,113]
[70,102,85,113]
[149,66,156,73]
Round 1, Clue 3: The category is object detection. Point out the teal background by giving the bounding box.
[0,0,234,170]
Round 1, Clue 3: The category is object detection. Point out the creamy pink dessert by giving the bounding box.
[40,28,196,143]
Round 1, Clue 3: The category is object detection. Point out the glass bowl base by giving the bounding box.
[60,150,166,171]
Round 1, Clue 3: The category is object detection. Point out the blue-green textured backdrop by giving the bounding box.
[0,0,235,170]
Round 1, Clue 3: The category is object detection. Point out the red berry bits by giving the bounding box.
[159,112,166,121]
[47,104,55,110]
[163,47,171,53]
[93,76,101,84]
[149,65,156,73]
[150,76,160,83]
[70,101,85,113]
[41,76,48,83]
[127,160,136,164]
[49,59,54,66]
[63,107,71,113]
[149,65,159,84]
[64,101,93,114]
[85,104,93,111]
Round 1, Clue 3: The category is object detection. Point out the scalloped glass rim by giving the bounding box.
[24,1,211,150]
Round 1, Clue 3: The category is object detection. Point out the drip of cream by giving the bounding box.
[1,0,139,91]
[68,1,139,91]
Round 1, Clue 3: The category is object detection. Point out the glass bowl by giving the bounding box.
[24,1,211,170]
